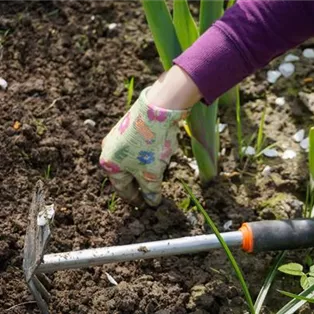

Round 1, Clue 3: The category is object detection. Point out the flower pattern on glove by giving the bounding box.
[137,151,155,165]
[100,160,121,174]
[147,106,168,122]
[119,112,131,134]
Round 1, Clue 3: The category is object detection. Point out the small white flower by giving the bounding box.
[275,97,285,106]
[267,70,281,83]
[279,63,295,78]
[292,129,305,143]
[242,146,256,156]
[303,48,314,59]
[282,149,296,159]
[284,54,300,62]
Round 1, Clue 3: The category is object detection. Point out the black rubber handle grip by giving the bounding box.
[243,219,314,253]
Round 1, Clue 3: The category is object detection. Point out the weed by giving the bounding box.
[100,178,108,195]
[44,164,51,180]
[108,193,118,212]
[33,119,47,136]
[124,77,134,110]
[278,262,314,290]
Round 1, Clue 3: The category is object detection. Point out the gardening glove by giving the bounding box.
[100,86,190,207]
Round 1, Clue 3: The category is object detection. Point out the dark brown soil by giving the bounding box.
[1,1,314,314]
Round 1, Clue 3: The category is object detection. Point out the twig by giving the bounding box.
[40,96,69,116]
[5,301,36,312]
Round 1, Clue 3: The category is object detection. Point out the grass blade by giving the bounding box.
[256,106,267,154]
[182,181,255,314]
[142,0,181,69]
[199,0,224,34]
[276,284,314,314]
[126,77,134,109]
[309,127,314,191]
[226,0,236,9]
[254,251,286,313]
[173,0,199,50]
[187,101,219,181]
[278,289,314,303]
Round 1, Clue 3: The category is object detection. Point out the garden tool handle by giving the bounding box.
[239,219,314,253]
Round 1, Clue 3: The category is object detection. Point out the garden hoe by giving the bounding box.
[24,180,314,314]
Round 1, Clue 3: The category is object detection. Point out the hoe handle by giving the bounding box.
[240,219,314,253]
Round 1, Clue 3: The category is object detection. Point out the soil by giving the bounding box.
[1,1,314,314]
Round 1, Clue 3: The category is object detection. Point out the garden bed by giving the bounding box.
[1,1,314,313]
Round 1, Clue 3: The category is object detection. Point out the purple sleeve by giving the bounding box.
[173,0,314,105]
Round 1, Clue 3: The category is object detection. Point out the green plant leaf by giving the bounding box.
[226,0,236,9]
[178,197,191,212]
[254,251,286,314]
[199,0,224,34]
[142,0,182,70]
[256,106,266,154]
[301,275,309,290]
[306,257,313,268]
[309,127,314,190]
[173,0,199,50]
[182,181,255,314]
[276,284,314,314]
[278,289,314,304]
[278,263,304,276]
[126,77,134,109]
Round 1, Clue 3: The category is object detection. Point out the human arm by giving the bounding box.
[100,0,314,207]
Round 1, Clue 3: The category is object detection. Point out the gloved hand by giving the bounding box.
[100,87,190,207]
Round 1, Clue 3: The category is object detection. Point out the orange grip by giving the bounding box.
[239,223,254,253]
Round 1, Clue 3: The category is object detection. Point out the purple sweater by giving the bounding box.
[174,0,314,105]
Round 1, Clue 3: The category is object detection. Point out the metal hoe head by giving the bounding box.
[23,180,54,314]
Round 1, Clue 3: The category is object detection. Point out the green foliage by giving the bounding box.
[304,127,314,217]
[255,106,266,155]
[278,263,314,290]
[100,177,108,195]
[44,164,51,180]
[254,251,286,314]
[125,77,134,109]
[108,192,118,212]
[278,290,314,304]
[276,284,314,314]
[142,0,234,184]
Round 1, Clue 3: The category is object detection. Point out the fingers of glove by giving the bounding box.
[135,172,163,207]
[107,172,145,209]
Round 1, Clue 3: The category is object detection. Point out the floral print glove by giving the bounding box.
[100,87,190,207]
